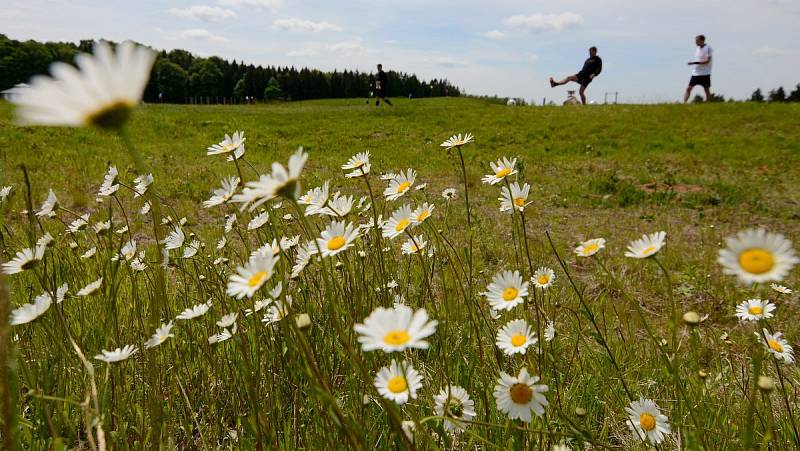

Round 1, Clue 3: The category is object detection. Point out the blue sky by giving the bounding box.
[2,0,799,103]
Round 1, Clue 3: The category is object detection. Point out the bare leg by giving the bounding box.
[550,75,578,87]
[683,86,694,103]
[579,85,587,105]
[703,87,712,102]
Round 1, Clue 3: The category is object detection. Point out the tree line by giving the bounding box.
[749,86,800,103]
[0,34,462,103]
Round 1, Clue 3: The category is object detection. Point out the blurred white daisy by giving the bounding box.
[483,270,529,311]
[718,229,798,284]
[735,299,775,322]
[76,278,103,296]
[499,182,531,213]
[493,367,548,422]
[144,322,175,349]
[383,169,416,201]
[164,226,185,250]
[299,181,330,216]
[93,221,111,235]
[343,151,371,177]
[81,247,97,259]
[316,220,359,258]
[36,189,58,217]
[208,328,235,344]
[10,292,52,326]
[440,133,474,149]
[354,304,437,352]
[225,215,237,233]
[625,398,671,444]
[36,233,54,249]
[496,319,537,356]
[217,312,239,328]
[94,345,138,363]
[442,188,457,201]
[133,173,153,197]
[248,211,270,230]
[433,386,476,432]
[482,157,517,185]
[176,301,212,320]
[98,166,119,197]
[771,283,792,294]
[182,240,201,258]
[374,359,423,405]
[226,252,278,299]
[625,231,667,259]
[544,321,556,342]
[291,242,318,278]
[233,147,308,209]
[280,235,300,250]
[383,204,414,239]
[532,267,555,289]
[66,214,90,234]
[0,185,11,202]
[120,240,137,261]
[760,329,794,363]
[207,131,245,156]
[574,238,605,257]
[263,296,292,325]
[3,246,45,274]
[401,235,427,255]
[410,202,434,225]
[140,201,151,215]
[13,40,155,129]
[203,177,240,208]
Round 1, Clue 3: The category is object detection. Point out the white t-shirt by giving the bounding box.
[692,45,712,76]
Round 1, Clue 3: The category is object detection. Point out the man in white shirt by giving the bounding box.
[684,35,713,103]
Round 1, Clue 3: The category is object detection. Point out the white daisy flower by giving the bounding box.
[553,443,571,451]
[226,252,278,299]
[496,319,537,356]
[499,182,531,213]
[0,185,12,202]
[401,235,427,255]
[625,231,667,259]
[374,359,423,405]
[233,147,308,210]
[76,278,103,296]
[251,240,280,259]
[735,299,775,321]
[481,157,518,185]
[414,183,427,191]
[574,238,606,257]
[532,267,555,289]
[130,259,147,272]
[67,214,90,233]
[164,226,185,250]
[433,385,476,432]
[322,193,354,217]
[224,215,237,233]
[115,225,129,235]
[440,133,474,149]
[771,283,792,294]
[3,246,45,274]
[625,398,671,444]
[442,188,458,201]
[300,181,330,216]
[93,221,111,235]
[182,240,201,258]
[133,173,153,197]
[10,292,52,326]
[120,240,137,261]
[410,202,434,225]
[291,242,318,278]
[248,211,270,230]
[482,270,529,311]
[81,247,97,259]
[383,169,416,201]
[343,151,371,177]
[226,145,245,162]
[144,322,175,349]
[718,229,799,285]
[401,421,416,443]
[280,235,300,250]
[493,367,548,422]
[760,329,795,364]
[36,233,54,249]
[98,166,119,197]
[216,312,238,328]
[354,304,437,352]
[94,345,138,363]
[544,321,556,342]
[316,220,359,258]
[217,236,227,250]
[207,131,245,156]
[203,177,240,208]
[140,201,151,215]
[263,296,292,325]
[36,189,58,217]
[13,40,155,129]
[176,301,212,320]
[383,204,414,239]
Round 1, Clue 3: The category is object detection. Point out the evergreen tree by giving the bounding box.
[750,88,764,102]
[768,87,786,102]
[263,77,283,100]
[787,84,800,102]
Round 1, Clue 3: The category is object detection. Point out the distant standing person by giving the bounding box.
[375,64,393,106]
[549,46,602,105]
[684,34,712,103]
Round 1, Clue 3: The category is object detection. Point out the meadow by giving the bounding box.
[1,96,799,450]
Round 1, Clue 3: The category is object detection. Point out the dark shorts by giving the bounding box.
[575,72,593,87]
[689,75,711,88]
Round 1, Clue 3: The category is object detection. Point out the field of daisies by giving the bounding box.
[1,41,800,450]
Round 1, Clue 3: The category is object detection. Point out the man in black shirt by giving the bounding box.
[375,64,393,106]
[549,46,602,105]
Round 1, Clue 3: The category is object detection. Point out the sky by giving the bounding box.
[1,0,799,103]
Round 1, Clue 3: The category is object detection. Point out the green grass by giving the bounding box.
[1,97,799,450]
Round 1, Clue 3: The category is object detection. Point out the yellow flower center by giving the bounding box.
[537,275,550,285]
[409,245,418,252]
[511,334,527,347]
[739,248,775,274]
[513,197,525,207]
[416,210,430,221]
[384,330,411,346]
[495,167,512,178]
[509,383,533,405]
[86,100,134,129]
[387,376,407,394]
[395,218,410,232]
[247,271,268,288]
[582,243,599,255]
[353,160,365,168]
[223,143,236,152]
[502,287,519,301]
[639,413,656,431]
[748,306,763,315]
[642,245,657,256]
[768,339,784,353]
[397,181,411,193]
[327,236,346,251]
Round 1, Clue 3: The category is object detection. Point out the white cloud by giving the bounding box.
[273,18,342,33]
[328,40,365,56]
[179,28,228,41]
[218,0,283,10]
[753,46,790,57]
[432,57,468,68]
[484,30,505,40]
[505,12,584,32]
[169,5,236,22]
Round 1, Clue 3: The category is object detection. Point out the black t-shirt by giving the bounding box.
[579,56,602,76]
[377,70,388,91]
